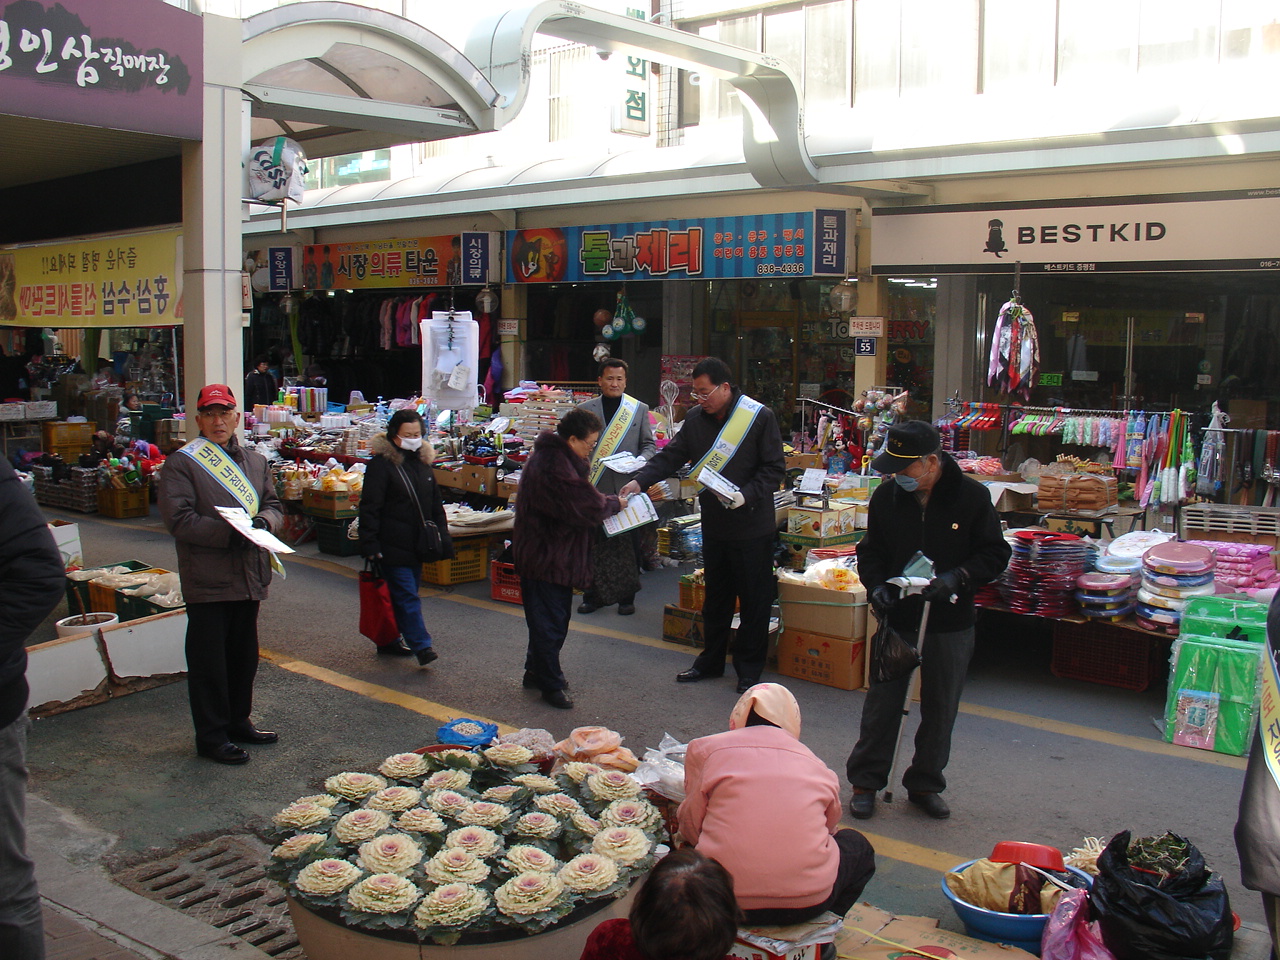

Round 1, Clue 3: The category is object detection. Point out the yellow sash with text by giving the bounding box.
[588,394,640,486]
[1259,637,1280,791]
[180,438,283,574]
[690,393,763,489]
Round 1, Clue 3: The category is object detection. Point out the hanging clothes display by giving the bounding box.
[988,297,1040,400]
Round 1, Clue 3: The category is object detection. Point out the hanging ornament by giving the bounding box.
[613,286,638,337]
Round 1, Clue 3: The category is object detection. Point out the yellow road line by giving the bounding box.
[846,828,963,872]
[278,553,1246,768]
[259,647,518,735]
[959,701,1247,770]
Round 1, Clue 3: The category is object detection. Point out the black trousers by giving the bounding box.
[742,829,876,925]
[521,578,572,692]
[694,532,777,683]
[185,600,261,751]
[845,625,975,795]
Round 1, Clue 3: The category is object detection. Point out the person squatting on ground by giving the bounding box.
[846,420,1011,821]
[0,458,66,959]
[680,682,876,937]
[158,383,284,766]
[359,410,453,666]
[579,847,741,960]
[576,358,655,617]
[622,357,785,695]
[513,408,623,709]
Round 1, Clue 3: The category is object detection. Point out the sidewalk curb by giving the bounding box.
[28,793,271,960]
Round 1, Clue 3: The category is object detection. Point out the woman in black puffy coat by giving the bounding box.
[358,410,452,665]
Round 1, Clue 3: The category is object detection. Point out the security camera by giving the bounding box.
[595,48,612,60]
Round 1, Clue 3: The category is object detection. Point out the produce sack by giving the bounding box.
[1091,830,1232,960]
[358,561,399,647]
[945,859,1063,915]
[1042,889,1116,960]
[869,616,920,684]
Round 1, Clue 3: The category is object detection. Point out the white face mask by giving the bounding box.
[398,436,423,452]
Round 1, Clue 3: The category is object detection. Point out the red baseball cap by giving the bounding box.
[196,384,237,409]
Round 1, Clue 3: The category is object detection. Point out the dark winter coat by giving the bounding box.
[857,451,1011,633]
[632,387,786,541]
[0,459,66,728]
[159,436,284,604]
[513,430,622,589]
[1236,592,1280,896]
[358,435,453,568]
[243,369,277,408]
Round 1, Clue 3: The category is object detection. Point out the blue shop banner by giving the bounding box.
[506,211,847,283]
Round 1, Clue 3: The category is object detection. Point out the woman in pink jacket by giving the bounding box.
[678,683,875,925]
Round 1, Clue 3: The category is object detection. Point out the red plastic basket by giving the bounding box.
[490,560,522,604]
[1050,621,1166,692]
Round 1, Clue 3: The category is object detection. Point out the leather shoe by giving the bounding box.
[908,792,951,819]
[617,603,635,616]
[524,672,568,691]
[736,678,758,694]
[677,667,723,683]
[577,601,600,614]
[198,742,249,765]
[228,727,278,745]
[377,638,413,657]
[416,648,439,666]
[542,688,574,709]
[848,789,875,820]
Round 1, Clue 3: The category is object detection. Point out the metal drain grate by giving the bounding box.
[113,836,304,958]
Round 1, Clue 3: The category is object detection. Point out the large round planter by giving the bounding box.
[287,882,636,960]
[56,612,118,637]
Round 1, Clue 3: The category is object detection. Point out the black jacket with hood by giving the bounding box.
[358,434,453,568]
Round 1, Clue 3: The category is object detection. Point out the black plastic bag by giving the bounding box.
[869,616,921,684]
[1090,830,1232,960]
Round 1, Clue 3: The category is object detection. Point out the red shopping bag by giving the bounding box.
[358,562,400,646]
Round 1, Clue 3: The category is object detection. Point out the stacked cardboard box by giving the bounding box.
[776,580,868,690]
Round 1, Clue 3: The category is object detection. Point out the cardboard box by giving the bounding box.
[982,480,1038,513]
[785,453,822,471]
[777,580,867,639]
[435,464,499,495]
[1045,515,1102,537]
[663,604,706,647]
[837,902,1038,960]
[830,476,881,501]
[728,939,817,960]
[302,486,360,518]
[776,628,865,691]
[788,502,859,538]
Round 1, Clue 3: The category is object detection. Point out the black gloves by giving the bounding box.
[921,569,965,604]
[869,584,897,617]
[251,516,269,530]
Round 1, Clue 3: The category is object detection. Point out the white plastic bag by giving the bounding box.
[247,137,308,203]
[632,733,687,802]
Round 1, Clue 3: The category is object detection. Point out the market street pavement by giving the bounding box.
[24,505,1266,952]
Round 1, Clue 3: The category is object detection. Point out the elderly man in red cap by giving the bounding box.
[159,384,284,764]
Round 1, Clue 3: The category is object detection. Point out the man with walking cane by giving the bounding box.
[846,421,1010,821]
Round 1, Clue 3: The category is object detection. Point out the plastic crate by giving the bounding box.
[490,560,522,604]
[42,420,96,449]
[86,562,159,615]
[97,483,149,518]
[65,558,150,616]
[422,536,488,585]
[678,577,705,610]
[1050,621,1166,691]
[314,517,361,557]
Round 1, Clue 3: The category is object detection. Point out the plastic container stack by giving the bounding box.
[999,530,1089,617]
[1135,542,1216,636]
[1075,572,1137,622]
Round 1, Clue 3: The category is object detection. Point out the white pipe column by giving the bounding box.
[181,12,245,435]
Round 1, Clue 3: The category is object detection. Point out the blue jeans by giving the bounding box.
[383,564,432,652]
[0,716,42,960]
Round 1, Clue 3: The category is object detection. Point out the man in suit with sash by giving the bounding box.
[622,358,785,694]
[159,384,284,765]
[577,359,656,616]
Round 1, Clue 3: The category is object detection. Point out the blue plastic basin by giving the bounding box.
[941,859,1093,956]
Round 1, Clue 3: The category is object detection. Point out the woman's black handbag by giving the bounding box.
[396,464,444,560]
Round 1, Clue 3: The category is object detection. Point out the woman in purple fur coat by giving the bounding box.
[513,408,623,709]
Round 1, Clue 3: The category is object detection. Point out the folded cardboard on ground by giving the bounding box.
[836,903,1036,959]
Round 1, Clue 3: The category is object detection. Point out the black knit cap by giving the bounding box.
[870,420,940,474]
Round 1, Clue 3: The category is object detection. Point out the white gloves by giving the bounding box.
[725,491,746,510]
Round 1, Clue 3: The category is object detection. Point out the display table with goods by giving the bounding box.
[266,722,666,959]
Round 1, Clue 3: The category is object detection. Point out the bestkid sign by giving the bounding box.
[872,189,1280,275]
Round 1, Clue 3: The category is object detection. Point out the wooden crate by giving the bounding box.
[98,483,149,518]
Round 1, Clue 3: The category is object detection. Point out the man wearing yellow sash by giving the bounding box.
[159,384,284,766]
[577,359,655,617]
[622,358,786,694]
